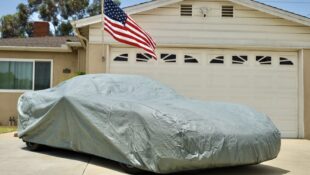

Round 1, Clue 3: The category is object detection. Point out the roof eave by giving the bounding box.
[0,46,73,52]
[230,0,310,26]
[72,0,183,28]
[72,0,310,28]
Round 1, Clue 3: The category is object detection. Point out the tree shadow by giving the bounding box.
[22,145,289,175]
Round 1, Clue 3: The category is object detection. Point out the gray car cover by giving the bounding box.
[18,74,281,174]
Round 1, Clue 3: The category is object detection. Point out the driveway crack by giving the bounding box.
[82,156,92,175]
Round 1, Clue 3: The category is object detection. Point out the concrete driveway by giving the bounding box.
[0,132,309,175]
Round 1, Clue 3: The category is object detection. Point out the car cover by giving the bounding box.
[18,74,281,174]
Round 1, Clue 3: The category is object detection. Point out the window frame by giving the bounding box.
[113,53,129,62]
[209,55,225,64]
[0,58,53,93]
[184,54,200,64]
[160,53,177,63]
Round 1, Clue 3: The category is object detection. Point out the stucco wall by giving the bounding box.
[0,51,78,125]
[304,49,310,139]
[85,44,106,74]
[78,48,87,72]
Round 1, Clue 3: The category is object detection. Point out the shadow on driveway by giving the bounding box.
[22,146,289,175]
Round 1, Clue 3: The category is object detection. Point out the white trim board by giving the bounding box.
[298,49,305,138]
[72,0,310,28]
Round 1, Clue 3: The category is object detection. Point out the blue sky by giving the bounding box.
[0,0,309,18]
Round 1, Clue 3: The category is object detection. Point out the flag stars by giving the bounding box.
[104,0,127,25]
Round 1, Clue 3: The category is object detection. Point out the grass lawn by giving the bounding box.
[0,126,17,134]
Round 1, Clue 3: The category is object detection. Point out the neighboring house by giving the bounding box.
[72,0,310,139]
[0,23,86,126]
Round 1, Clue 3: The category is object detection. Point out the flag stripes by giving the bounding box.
[104,0,157,59]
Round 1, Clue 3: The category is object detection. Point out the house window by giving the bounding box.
[222,5,234,17]
[280,57,294,65]
[256,56,272,65]
[114,54,128,62]
[232,55,248,64]
[210,56,224,64]
[161,54,176,63]
[180,4,192,16]
[136,53,152,62]
[184,55,199,63]
[0,60,52,91]
[34,62,51,90]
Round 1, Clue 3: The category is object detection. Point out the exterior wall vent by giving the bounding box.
[222,5,234,17]
[180,4,193,16]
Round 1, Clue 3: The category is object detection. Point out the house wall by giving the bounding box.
[0,51,78,125]
[78,48,87,72]
[88,0,310,48]
[304,49,310,139]
[85,44,106,74]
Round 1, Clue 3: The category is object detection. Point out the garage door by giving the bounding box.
[109,48,299,138]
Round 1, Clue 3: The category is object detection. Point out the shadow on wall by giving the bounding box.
[22,145,289,175]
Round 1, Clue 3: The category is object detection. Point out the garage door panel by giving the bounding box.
[110,48,299,138]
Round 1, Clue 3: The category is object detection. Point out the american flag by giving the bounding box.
[104,0,157,59]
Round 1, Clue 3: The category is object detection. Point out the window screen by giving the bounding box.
[35,61,51,90]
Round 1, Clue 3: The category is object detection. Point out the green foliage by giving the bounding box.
[87,0,121,17]
[17,3,32,37]
[1,0,122,38]
[76,71,86,76]
[59,0,89,20]
[0,3,31,38]
[56,21,73,36]
[113,0,121,6]
[0,15,20,38]
[87,0,101,17]
[31,0,90,35]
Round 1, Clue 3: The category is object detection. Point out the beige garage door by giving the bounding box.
[109,48,299,138]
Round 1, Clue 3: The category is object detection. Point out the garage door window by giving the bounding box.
[232,55,248,64]
[114,54,128,62]
[136,53,152,62]
[0,60,52,91]
[210,56,224,64]
[184,55,199,63]
[256,56,272,65]
[280,57,294,65]
[161,54,176,63]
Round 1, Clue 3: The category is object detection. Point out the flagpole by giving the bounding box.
[101,0,107,71]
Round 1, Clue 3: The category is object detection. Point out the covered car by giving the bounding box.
[18,74,281,174]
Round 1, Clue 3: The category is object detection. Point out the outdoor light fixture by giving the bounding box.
[200,7,209,18]
[63,68,71,74]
